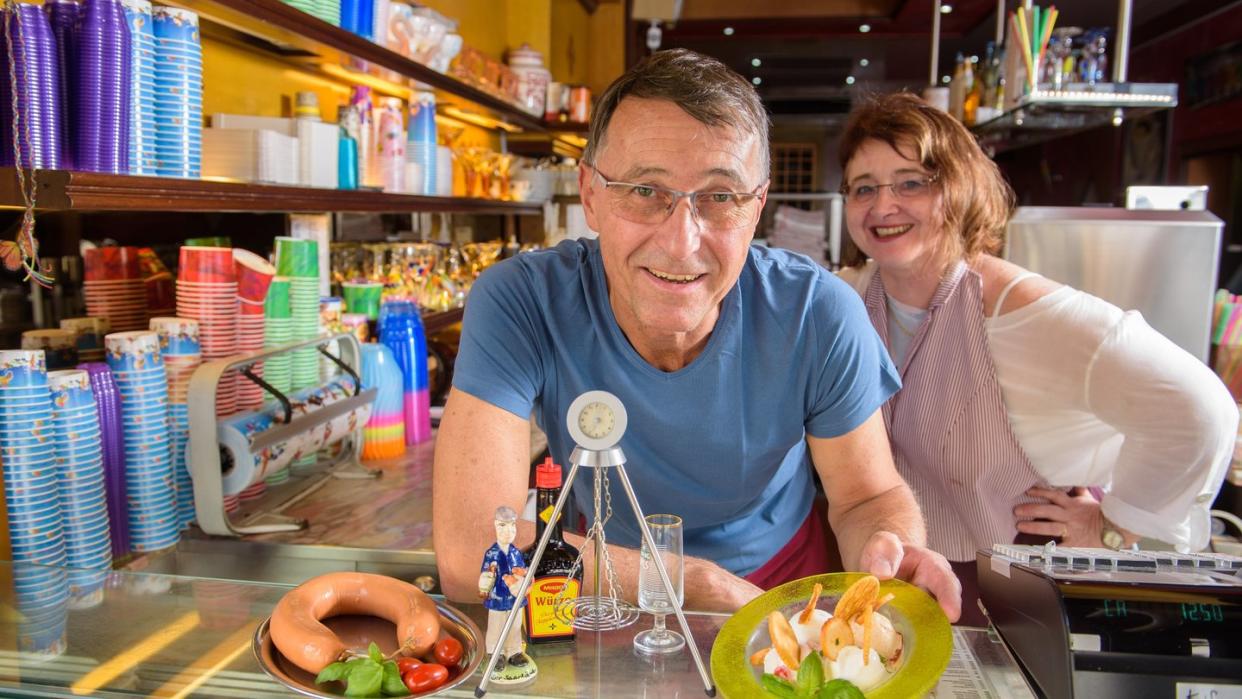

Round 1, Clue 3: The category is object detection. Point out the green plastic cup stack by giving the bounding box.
[184,236,232,247]
[262,277,295,485]
[274,237,323,475]
[341,282,384,321]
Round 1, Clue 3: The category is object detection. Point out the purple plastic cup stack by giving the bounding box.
[121,0,154,175]
[44,0,79,170]
[77,361,130,558]
[0,3,64,170]
[47,369,112,610]
[75,0,131,174]
[152,6,200,178]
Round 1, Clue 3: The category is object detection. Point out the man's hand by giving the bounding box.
[859,530,962,622]
[684,557,765,613]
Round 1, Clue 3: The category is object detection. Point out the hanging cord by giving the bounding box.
[3,1,52,287]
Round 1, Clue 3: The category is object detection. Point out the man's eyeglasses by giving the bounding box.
[590,167,766,231]
[840,174,938,204]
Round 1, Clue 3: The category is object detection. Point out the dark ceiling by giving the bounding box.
[633,0,1223,123]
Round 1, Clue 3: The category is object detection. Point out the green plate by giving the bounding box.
[710,573,952,698]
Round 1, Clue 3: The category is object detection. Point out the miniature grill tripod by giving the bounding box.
[475,390,715,697]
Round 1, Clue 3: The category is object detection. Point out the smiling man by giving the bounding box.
[433,49,961,620]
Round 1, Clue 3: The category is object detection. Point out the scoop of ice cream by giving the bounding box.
[829,644,889,691]
[789,608,832,649]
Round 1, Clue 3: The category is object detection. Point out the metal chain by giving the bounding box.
[3,0,49,287]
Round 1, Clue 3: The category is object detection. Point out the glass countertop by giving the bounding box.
[0,560,1033,698]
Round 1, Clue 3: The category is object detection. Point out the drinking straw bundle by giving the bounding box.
[1010,4,1059,93]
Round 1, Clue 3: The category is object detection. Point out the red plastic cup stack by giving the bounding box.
[174,246,239,421]
[82,247,149,331]
[232,249,275,501]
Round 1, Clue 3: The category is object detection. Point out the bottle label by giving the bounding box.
[539,505,560,525]
[525,576,580,640]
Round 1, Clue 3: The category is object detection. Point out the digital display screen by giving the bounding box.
[1064,598,1242,658]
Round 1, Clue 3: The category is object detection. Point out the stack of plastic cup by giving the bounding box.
[75,0,130,173]
[83,247,148,331]
[379,299,431,444]
[274,238,322,475]
[0,3,64,170]
[150,317,199,527]
[45,0,80,170]
[104,331,179,552]
[406,91,437,195]
[342,281,383,320]
[360,343,404,460]
[262,278,293,486]
[60,317,112,363]
[234,249,275,413]
[152,6,201,178]
[122,0,156,175]
[0,350,71,645]
[77,362,129,557]
[47,369,112,609]
[176,246,239,418]
[22,330,79,370]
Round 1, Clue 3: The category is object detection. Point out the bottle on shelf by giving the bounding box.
[949,53,966,122]
[962,56,980,126]
[523,457,582,644]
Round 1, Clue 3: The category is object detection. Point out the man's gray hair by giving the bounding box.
[582,48,771,178]
[493,505,518,524]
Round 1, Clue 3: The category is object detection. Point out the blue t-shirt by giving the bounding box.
[481,542,527,612]
[454,239,900,575]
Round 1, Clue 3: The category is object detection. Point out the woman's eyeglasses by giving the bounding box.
[591,167,766,231]
[840,174,938,204]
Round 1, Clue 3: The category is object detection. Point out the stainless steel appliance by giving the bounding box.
[978,544,1242,699]
[1005,206,1224,362]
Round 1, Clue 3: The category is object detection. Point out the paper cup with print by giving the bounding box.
[104,331,164,373]
[149,317,201,356]
[178,246,235,284]
[48,370,95,411]
[83,247,141,281]
[233,248,276,307]
[273,237,318,278]
[0,350,48,389]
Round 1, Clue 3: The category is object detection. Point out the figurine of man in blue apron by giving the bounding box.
[479,505,536,682]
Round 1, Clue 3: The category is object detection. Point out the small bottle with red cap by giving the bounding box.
[522,457,583,644]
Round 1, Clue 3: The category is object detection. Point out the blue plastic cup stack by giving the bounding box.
[0,350,71,646]
[406,91,437,195]
[0,2,65,170]
[47,369,112,610]
[149,317,199,528]
[152,5,201,178]
[104,330,179,552]
[122,0,156,175]
[379,299,431,445]
[76,0,131,173]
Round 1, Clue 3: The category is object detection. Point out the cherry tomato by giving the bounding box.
[402,663,449,693]
[395,657,422,675]
[433,636,464,667]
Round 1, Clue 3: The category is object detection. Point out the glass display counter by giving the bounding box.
[0,559,1035,698]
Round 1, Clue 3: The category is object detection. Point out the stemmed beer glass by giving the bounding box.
[633,514,685,654]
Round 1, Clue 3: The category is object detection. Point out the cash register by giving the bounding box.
[978,544,1242,699]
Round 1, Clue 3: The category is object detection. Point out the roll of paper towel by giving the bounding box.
[216,377,373,495]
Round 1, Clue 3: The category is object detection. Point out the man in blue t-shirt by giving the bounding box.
[434,49,961,621]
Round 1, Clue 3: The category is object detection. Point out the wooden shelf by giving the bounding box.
[423,307,463,334]
[0,169,543,214]
[164,0,546,133]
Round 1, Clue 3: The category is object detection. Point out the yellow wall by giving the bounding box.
[549,0,624,96]
[202,39,352,123]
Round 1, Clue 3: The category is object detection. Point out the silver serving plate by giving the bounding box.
[253,601,483,698]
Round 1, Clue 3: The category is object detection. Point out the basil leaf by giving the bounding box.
[796,652,824,694]
[760,673,798,699]
[345,662,383,697]
[368,642,384,665]
[381,660,409,696]
[314,661,351,684]
[816,678,866,699]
